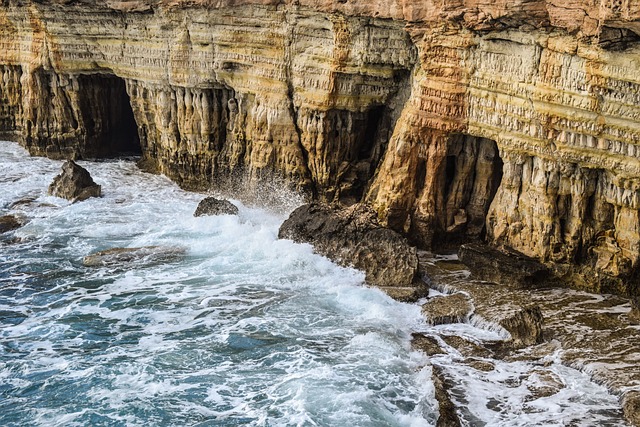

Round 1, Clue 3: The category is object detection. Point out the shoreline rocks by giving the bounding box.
[458,243,553,288]
[194,197,238,217]
[279,202,422,293]
[0,214,24,233]
[48,160,102,202]
[82,246,186,267]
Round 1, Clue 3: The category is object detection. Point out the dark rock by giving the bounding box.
[194,197,239,217]
[411,333,446,356]
[441,335,495,359]
[630,298,640,325]
[491,305,544,349]
[623,391,640,427]
[0,214,24,233]
[279,202,419,289]
[432,366,462,427]
[458,243,553,288]
[82,246,186,267]
[422,293,473,325]
[48,160,101,202]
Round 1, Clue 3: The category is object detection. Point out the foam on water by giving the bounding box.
[0,141,629,426]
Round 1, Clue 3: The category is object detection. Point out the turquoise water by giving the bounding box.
[0,141,628,426]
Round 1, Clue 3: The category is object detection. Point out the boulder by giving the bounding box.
[0,215,24,233]
[48,160,101,202]
[194,197,239,217]
[82,246,186,267]
[279,203,419,289]
[458,243,553,288]
[422,293,473,325]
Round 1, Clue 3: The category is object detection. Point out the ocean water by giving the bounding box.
[0,141,628,426]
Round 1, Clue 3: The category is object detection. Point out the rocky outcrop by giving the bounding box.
[458,243,553,288]
[0,214,23,233]
[421,292,473,325]
[48,160,102,201]
[279,203,421,292]
[82,246,186,267]
[194,197,238,216]
[2,1,640,296]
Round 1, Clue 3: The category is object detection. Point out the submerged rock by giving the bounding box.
[48,160,101,202]
[194,197,238,217]
[422,293,473,325]
[0,215,24,234]
[279,202,420,290]
[82,246,186,267]
[432,366,462,427]
[458,243,553,288]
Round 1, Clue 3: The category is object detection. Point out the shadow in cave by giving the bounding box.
[76,74,141,158]
[436,133,503,245]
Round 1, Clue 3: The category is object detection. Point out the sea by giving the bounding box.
[0,140,628,426]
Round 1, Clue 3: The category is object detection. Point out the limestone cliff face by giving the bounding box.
[2,0,640,296]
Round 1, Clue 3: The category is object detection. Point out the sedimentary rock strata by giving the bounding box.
[2,0,640,295]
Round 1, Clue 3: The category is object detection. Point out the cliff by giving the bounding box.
[2,0,640,297]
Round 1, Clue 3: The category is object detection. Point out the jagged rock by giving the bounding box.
[0,215,23,233]
[458,243,553,288]
[623,391,640,427]
[432,366,462,427]
[193,197,238,217]
[279,203,419,289]
[82,246,186,267]
[630,298,640,325]
[48,160,102,202]
[411,333,446,356]
[422,293,473,325]
[496,306,544,349]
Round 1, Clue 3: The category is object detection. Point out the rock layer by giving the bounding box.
[2,1,640,295]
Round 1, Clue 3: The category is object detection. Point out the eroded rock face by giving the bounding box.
[194,197,238,216]
[82,246,186,267]
[421,293,473,325]
[279,202,420,290]
[48,160,102,202]
[2,0,640,296]
[0,214,23,233]
[458,243,553,288]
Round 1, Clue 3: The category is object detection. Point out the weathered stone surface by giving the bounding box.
[432,365,462,427]
[458,243,553,288]
[194,197,238,217]
[422,293,473,325]
[421,252,640,426]
[279,202,419,288]
[48,160,102,202]
[82,246,186,267]
[0,214,23,233]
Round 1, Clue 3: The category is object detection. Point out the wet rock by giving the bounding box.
[465,359,495,372]
[411,333,446,356]
[525,368,565,401]
[48,160,101,202]
[458,243,553,288]
[0,215,24,233]
[630,298,640,325]
[82,246,186,267]
[422,293,473,325]
[432,366,462,427]
[279,202,419,289]
[623,391,640,427]
[441,335,495,359]
[194,197,239,217]
[378,286,428,302]
[494,305,544,349]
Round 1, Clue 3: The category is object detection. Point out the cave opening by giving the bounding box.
[76,74,141,158]
[438,134,503,244]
